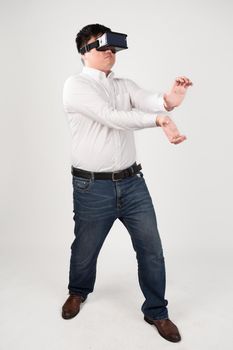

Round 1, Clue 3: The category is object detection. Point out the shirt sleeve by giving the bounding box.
[63,77,161,131]
[124,78,167,113]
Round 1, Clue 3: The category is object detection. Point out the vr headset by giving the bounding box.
[79,31,128,55]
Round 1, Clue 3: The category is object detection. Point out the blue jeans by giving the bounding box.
[68,168,169,320]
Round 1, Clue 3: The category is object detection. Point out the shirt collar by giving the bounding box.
[81,66,115,82]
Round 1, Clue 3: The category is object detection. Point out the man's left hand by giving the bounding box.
[163,76,193,110]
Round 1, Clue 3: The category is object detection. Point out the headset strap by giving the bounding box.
[80,41,99,54]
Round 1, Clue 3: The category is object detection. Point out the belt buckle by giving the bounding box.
[112,171,121,181]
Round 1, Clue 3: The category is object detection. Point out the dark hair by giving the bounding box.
[75,23,111,54]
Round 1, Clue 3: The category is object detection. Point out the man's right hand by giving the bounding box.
[156,115,187,145]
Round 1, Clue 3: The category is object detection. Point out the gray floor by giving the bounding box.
[1,242,232,350]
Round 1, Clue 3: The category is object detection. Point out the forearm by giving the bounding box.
[125,78,167,113]
[163,94,174,111]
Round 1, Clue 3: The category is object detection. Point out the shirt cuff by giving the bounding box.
[158,93,167,112]
[141,113,158,128]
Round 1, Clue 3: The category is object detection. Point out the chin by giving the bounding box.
[104,65,113,71]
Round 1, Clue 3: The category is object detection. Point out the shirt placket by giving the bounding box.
[110,80,122,169]
[102,79,121,170]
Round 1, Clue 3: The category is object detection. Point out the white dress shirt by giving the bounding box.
[63,66,168,172]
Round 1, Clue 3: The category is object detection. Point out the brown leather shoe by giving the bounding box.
[144,316,181,342]
[62,294,85,319]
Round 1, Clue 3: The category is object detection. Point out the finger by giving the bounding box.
[176,77,186,84]
[175,77,183,83]
[171,135,187,144]
[176,80,187,87]
[181,76,192,84]
[170,136,179,143]
[176,78,182,85]
[172,133,180,139]
[171,134,185,142]
[184,82,192,87]
[181,79,190,86]
[176,76,193,86]
[173,139,183,145]
[184,78,193,86]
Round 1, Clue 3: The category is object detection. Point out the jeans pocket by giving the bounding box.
[72,175,93,192]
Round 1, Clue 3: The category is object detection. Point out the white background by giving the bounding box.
[1,0,233,349]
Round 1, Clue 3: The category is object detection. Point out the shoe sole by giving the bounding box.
[144,316,154,325]
[62,310,80,319]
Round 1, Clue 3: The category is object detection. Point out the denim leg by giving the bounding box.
[68,216,115,299]
[68,176,117,299]
[118,174,169,320]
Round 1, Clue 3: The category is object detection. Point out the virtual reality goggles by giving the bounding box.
[79,31,128,55]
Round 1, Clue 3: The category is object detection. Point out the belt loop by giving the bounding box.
[90,171,95,181]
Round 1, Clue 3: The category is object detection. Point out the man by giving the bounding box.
[62,23,192,343]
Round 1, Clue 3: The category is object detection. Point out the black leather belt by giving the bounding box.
[71,162,142,181]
